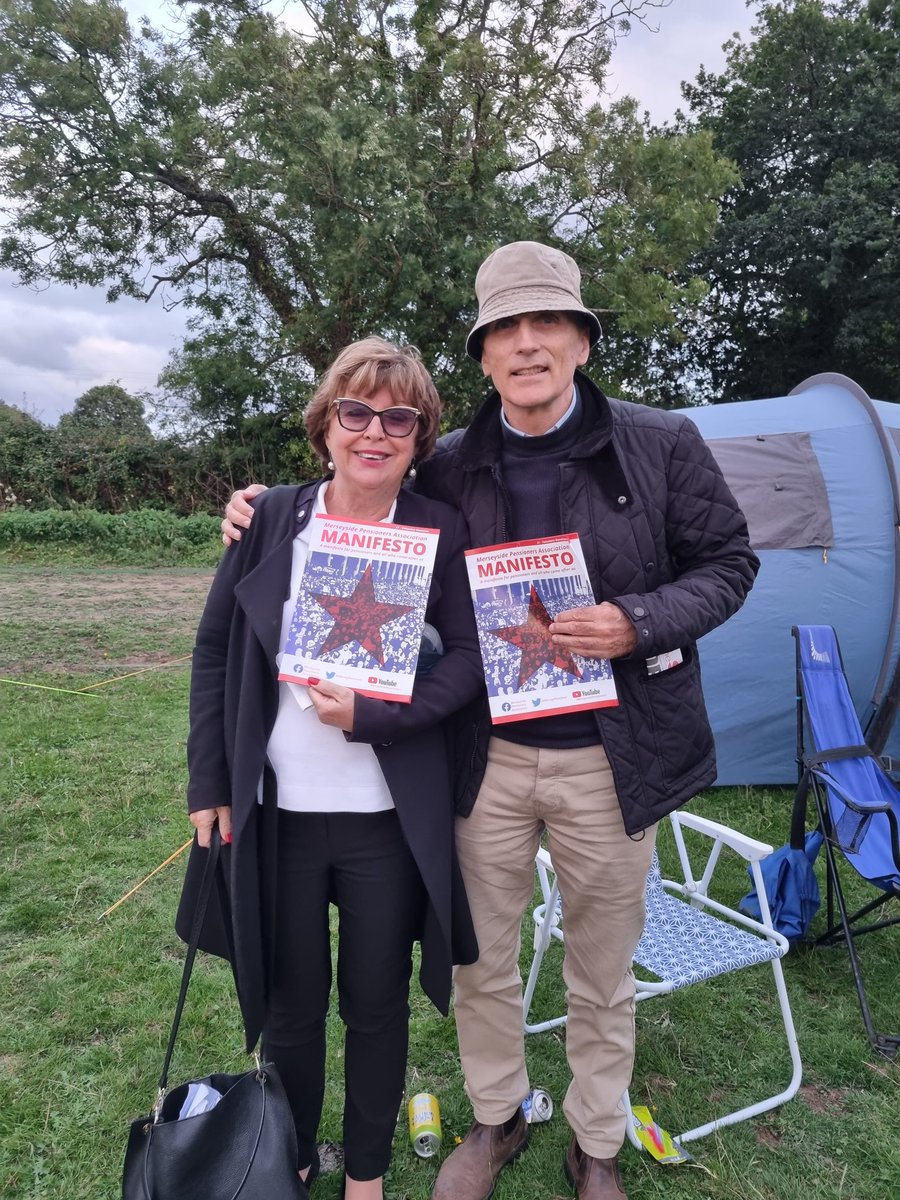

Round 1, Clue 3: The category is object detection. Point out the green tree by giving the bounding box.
[0,400,57,507]
[54,383,159,510]
[57,382,153,439]
[677,0,900,402]
[0,0,736,427]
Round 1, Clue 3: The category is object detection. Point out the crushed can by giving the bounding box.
[408,1092,442,1157]
[521,1086,554,1124]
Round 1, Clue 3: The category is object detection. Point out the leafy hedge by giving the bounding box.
[0,398,311,516]
[0,508,223,566]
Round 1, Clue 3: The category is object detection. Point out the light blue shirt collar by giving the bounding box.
[500,385,578,438]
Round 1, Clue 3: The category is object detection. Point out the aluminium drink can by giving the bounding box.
[408,1092,442,1157]
[521,1086,554,1124]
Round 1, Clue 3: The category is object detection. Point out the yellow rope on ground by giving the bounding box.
[98,838,193,921]
[79,654,193,691]
[0,655,192,697]
[0,678,102,697]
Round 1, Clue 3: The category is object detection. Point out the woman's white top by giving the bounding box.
[266,483,396,813]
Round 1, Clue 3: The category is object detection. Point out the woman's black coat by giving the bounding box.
[176,482,484,1050]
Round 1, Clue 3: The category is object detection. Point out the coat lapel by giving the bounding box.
[233,529,296,669]
[233,483,317,670]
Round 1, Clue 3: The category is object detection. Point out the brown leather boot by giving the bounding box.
[564,1135,627,1199]
[430,1109,529,1200]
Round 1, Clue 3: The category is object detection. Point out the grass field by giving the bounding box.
[1,562,898,1200]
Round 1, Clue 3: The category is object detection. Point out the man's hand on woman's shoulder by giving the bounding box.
[222,483,268,545]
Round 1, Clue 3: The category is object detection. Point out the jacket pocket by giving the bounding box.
[634,645,715,786]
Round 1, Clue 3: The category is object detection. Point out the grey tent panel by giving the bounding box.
[706,432,834,550]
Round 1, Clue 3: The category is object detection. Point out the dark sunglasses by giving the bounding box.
[332,398,421,438]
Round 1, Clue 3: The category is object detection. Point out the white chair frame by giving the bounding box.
[522,810,803,1146]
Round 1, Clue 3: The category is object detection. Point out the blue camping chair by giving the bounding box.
[792,624,900,1059]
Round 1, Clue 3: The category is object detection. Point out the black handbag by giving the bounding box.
[122,828,308,1200]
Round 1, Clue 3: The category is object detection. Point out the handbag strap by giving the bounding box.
[154,825,227,1109]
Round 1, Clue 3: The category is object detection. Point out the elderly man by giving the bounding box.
[222,241,759,1200]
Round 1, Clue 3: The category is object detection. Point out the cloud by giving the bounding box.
[0,300,83,373]
[0,271,185,424]
[606,0,756,124]
[69,334,172,388]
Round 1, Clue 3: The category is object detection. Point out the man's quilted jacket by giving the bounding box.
[416,370,760,836]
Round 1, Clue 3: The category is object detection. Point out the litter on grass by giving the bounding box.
[630,1106,693,1164]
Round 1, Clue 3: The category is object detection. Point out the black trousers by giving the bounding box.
[263,808,425,1181]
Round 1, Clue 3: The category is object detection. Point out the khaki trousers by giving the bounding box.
[453,737,657,1158]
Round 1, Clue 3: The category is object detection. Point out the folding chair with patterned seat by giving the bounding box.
[523,810,803,1147]
[792,624,900,1059]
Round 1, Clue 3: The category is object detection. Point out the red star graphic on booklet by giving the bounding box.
[491,585,583,689]
[312,563,416,666]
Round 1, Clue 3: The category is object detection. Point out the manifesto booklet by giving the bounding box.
[278,514,440,702]
[465,533,619,724]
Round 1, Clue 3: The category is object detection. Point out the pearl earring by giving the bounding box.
[407,461,417,480]
[327,458,335,472]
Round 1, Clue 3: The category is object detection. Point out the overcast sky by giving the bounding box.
[0,0,757,424]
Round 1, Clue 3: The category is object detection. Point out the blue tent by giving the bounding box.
[677,373,900,784]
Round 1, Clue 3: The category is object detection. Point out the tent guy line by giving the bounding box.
[0,654,194,697]
[98,839,194,921]
[78,654,193,689]
[0,678,102,697]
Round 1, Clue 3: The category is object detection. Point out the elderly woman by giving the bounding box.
[179,338,483,1200]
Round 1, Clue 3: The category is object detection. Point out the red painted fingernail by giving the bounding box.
[222,832,233,844]
[308,677,320,686]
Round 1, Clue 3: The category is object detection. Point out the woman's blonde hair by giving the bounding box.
[305,337,442,472]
